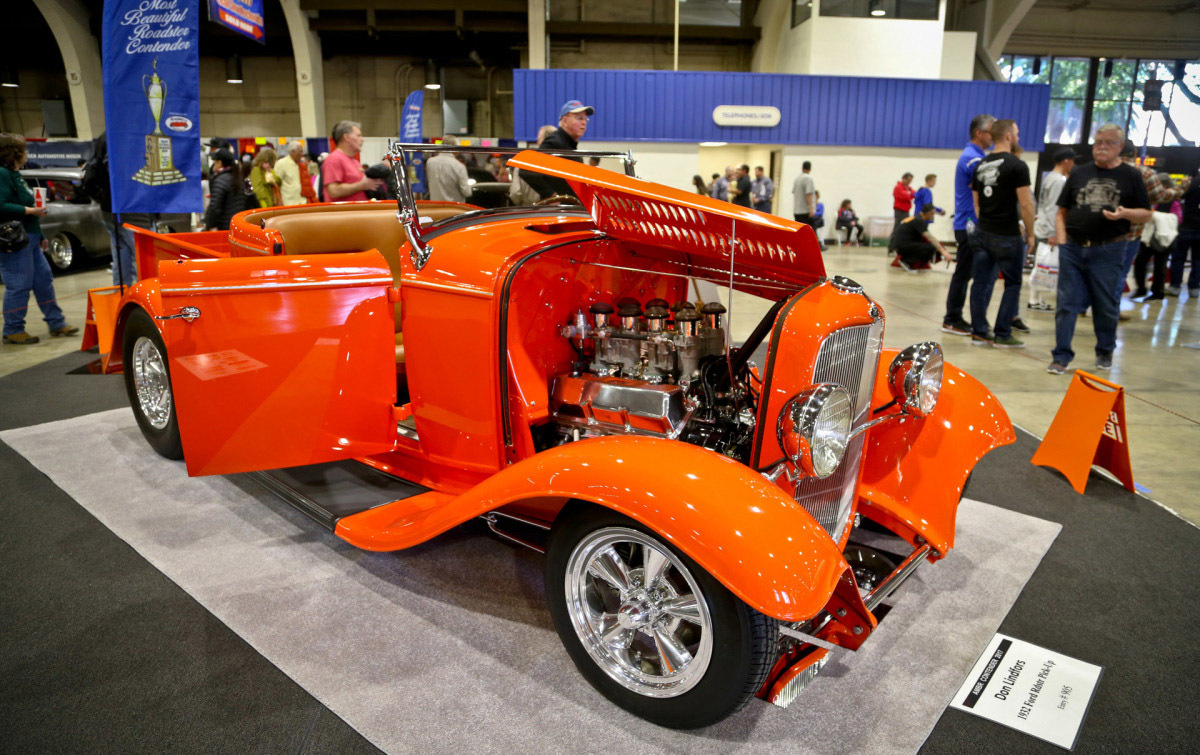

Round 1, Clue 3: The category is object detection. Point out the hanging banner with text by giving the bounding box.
[102,0,203,214]
[400,89,426,193]
[951,633,1102,750]
[206,0,265,43]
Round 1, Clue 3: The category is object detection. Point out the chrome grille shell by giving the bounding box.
[791,320,884,542]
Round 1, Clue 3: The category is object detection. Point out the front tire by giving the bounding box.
[122,308,183,460]
[545,506,778,729]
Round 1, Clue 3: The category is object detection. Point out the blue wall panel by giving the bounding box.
[515,69,1051,151]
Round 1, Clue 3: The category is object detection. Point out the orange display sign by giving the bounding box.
[1031,371,1134,494]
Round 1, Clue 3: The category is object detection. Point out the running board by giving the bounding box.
[246,459,430,531]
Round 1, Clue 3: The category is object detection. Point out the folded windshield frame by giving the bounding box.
[385,142,635,271]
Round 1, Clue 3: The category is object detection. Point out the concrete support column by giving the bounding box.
[280,0,326,137]
[528,0,547,69]
[32,0,105,139]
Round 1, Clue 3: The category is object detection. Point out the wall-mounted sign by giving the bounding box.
[207,0,265,43]
[712,105,782,128]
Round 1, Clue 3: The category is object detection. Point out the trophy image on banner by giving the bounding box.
[133,59,186,186]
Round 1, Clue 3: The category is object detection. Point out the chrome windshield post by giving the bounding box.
[386,140,432,271]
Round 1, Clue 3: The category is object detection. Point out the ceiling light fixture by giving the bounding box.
[869,0,886,16]
[225,55,243,84]
[1,64,18,88]
[699,142,728,147]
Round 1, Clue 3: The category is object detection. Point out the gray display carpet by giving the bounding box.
[2,409,1060,754]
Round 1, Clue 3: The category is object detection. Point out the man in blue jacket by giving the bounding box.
[942,114,995,335]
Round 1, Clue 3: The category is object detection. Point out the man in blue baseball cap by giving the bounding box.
[525,99,595,199]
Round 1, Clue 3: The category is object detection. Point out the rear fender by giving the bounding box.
[107,280,164,373]
[857,353,1015,557]
[339,435,850,623]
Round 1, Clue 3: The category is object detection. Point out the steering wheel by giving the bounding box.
[533,194,583,207]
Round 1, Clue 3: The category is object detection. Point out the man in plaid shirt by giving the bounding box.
[1116,141,1189,308]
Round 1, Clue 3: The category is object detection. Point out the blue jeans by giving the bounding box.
[1114,238,1140,298]
[105,214,137,287]
[1169,227,1200,291]
[0,232,68,336]
[943,228,975,325]
[968,230,1024,339]
[1053,240,1124,365]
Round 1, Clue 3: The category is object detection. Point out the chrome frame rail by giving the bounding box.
[863,543,932,613]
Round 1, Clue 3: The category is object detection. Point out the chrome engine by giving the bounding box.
[551,298,757,457]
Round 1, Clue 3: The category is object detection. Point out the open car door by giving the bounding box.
[156,250,398,476]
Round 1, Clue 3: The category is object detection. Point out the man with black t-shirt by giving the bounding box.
[968,119,1035,348]
[889,205,947,270]
[1048,124,1152,374]
[729,165,753,208]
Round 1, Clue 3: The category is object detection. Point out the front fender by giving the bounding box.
[341,436,850,622]
[857,353,1015,557]
[107,279,165,373]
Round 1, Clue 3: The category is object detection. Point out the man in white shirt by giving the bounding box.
[425,136,473,203]
[792,161,816,227]
[274,141,306,206]
[1029,148,1075,309]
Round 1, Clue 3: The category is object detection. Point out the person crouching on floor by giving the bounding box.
[889,205,948,272]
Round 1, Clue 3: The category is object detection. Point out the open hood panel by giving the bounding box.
[509,151,825,298]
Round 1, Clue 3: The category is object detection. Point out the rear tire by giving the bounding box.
[122,309,183,460]
[545,505,777,729]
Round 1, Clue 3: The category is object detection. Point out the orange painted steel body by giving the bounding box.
[857,350,1016,557]
[102,160,1014,631]
[1031,370,1134,494]
[339,435,850,622]
[155,250,398,476]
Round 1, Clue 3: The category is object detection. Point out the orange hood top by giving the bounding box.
[509,151,826,298]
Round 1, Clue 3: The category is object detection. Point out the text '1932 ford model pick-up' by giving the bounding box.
[86,144,1014,729]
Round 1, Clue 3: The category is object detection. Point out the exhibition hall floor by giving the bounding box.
[2,249,1199,753]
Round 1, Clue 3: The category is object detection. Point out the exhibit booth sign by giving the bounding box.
[102,0,203,214]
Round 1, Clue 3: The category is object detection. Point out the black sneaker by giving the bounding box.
[1010,317,1031,333]
[1046,362,1068,375]
[941,319,972,336]
[970,331,994,346]
[1094,355,1112,371]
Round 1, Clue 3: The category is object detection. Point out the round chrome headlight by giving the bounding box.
[776,384,853,479]
[887,342,943,417]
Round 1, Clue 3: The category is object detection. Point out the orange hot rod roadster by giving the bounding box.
[92,144,1014,729]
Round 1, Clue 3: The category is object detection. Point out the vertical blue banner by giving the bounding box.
[103,0,203,214]
[206,0,265,43]
[400,89,425,193]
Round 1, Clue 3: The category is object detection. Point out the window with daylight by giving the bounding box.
[998,54,1200,147]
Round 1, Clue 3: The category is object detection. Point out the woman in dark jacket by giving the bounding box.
[0,133,77,345]
[204,149,248,231]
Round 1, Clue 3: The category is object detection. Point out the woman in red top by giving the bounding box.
[893,172,915,236]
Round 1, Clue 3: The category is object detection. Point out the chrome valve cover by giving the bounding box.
[551,374,692,438]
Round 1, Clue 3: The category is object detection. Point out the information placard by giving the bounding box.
[951,634,1102,750]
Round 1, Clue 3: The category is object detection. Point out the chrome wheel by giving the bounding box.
[48,234,74,269]
[132,336,172,430]
[564,526,713,698]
